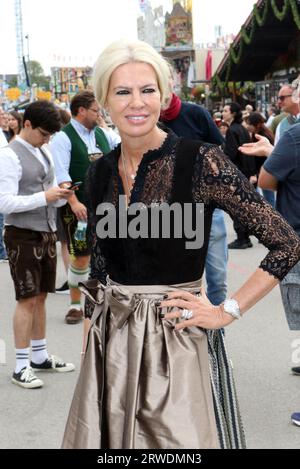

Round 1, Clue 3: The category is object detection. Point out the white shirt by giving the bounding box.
[0,136,65,216]
[50,119,121,184]
[0,128,8,148]
[265,115,275,129]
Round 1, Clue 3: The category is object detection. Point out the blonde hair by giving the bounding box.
[93,39,171,107]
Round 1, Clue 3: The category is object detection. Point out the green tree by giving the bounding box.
[27,60,51,91]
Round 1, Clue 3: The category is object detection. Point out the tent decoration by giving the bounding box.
[213,0,300,90]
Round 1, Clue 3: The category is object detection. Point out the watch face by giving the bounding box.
[224,299,241,319]
[226,299,237,309]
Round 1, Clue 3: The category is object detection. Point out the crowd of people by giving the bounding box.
[0,38,300,448]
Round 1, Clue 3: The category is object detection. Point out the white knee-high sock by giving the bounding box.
[68,265,89,289]
[15,347,30,373]
[31,338,49,364]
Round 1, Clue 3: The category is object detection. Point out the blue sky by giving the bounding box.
[0,0,256,74]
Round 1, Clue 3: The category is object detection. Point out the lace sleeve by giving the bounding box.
[194,144,300,281]
[84,162,108,318]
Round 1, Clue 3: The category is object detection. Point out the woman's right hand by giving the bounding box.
[239,133,274,157]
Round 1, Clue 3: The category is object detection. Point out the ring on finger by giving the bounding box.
[181,308,193,320]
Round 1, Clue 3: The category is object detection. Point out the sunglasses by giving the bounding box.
[278,95,292,102]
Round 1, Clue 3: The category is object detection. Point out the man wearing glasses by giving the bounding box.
[50,91,120,326]
[240,76,300,427]
[275,83,300,144]
[0,100,75,388]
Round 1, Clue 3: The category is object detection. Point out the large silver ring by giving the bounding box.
[181,308,193,320]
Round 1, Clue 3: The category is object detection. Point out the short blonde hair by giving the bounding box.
[93,39,171,107]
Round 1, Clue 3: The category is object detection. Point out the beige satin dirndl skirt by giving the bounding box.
[62,278,245,449]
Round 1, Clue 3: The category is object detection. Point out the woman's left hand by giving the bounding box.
[160,287,235,330]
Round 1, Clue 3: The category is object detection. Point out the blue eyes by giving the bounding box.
[116,88,156,95]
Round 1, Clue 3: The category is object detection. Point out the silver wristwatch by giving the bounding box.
[223,298,242,320]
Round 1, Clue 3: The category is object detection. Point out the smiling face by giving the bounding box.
[105,62,162,141]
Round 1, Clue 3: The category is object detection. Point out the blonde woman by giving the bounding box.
[62,39,300,449]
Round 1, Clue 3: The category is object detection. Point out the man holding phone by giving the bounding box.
[51,91,120,325]
[68,181,82,190]
[0,101,75,388]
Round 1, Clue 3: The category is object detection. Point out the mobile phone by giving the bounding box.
[69,181,83,190]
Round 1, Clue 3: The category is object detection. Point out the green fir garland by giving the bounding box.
[254,1,269,26]
[271,0,289,21]
[214,0,300,90]
[290,0,300,28]
[229,40,244,65]
[240,21,256,45]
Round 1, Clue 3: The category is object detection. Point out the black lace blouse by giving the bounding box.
[85,130,300,310]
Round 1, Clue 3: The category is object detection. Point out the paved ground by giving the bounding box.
[0,215,299,449]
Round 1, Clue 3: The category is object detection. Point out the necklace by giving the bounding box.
[121,147,133,202]
[121,147,136,181]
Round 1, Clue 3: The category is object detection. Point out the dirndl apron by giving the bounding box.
[62,278,246,449]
